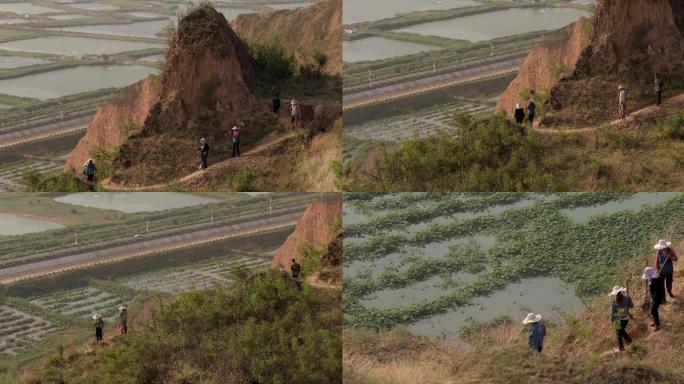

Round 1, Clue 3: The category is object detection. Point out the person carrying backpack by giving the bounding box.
[654,239,678,301]
[522,313,546,353]
[643,267,664,331]
[82,159,96,190]
[198,138,209,170]
[290,258,301,279]
[655,73,664,106]
[232,126,241,158]
[93,313,104,342]
[609,286,633,351]
[118,305,128,334]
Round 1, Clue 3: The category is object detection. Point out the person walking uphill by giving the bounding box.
[523,313,546,353]
[291,258,301,279]
[643,267,665,331]
[514,103,525,125]
[93,312,104,342]
[655,74,664,106]
[198,138,209,170]
[290,100,301,131]
[82,159,96,191]
[118,305,128,334]
[231,126,241,158]
[654,239,678,301]
[609,286,633,351]
[618,85,627,119]
[525,98,536,124]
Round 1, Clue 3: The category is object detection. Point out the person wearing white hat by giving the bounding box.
[618,84,627,119]
[198,138,209,170]
[514,103,525,124]
[522,313,546,353]
[290,99,301,131]
[118,305,128,334]
[609,286,633,351]
[654,239,678,301]
[231,126,241,158]
[642,266,664,331]
[93,312,104,342]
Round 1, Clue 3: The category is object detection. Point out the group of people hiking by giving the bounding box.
[272,88,302,131]
[525,239,677,354]
[618,74,666,120]
[513,97,537,125]
[92,305,128,343]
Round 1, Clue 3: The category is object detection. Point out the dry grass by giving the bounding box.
[287,119,342,191]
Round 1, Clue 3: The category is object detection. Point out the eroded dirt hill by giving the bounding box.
[497,0,684,127]
[272,195,342,272]
[232,0,342,75]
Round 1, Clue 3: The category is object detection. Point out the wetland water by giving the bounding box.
[0,3,61,15]
[54,192,221,213]
[0,213,63,236]
[396,7,590,42]
[0,36,163,55]
[0,56,49,69]
[343,36,441,63]
[49,19,171,38]
[0,65,158,100]
[343,0,479,24]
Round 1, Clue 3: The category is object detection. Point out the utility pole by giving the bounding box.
[369,70,373,88]
[269,197,272,216]
[433,62,436,73]
[74,232,78,246]
[146,220,149,233]
[490,42,494,57]
[211,212,214,225]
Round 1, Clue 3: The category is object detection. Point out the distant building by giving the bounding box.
[344,25,358,34]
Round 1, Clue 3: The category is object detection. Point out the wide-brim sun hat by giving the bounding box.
[118,305,127,310]
[92,313,101,320]
[522,313,542,324]
[667,241,672,248]
[642,267,659,280]
[232,126,238,130]
[618,85,625,90]
[654,239,668,250]
[609,285,626,296]
[291,99,297,105]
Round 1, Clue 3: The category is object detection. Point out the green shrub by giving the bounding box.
[227,168,258,192]
[250,40,294,79]
[660,112,684,140]
[17,169,88,192]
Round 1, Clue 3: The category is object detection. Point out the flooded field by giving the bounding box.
[67,2,119,11]
[0,36,164,55]
[0,64,158,100]
[343,36,440,63]
[49,19,171,38]
[396,7,590,42]
[0,3,62,15]
[0,213,63,236]
[53,192,221,213]
[343,0,479,24]
[0,56,50,69]
[343,193,684,339]
[267,2,313,10]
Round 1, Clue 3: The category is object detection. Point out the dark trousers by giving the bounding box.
[616,319,631,349]
[201,152,208,169]
[528,114,535,124]
[536,346,542,353]
[515,116,524,124]
[651,300,661,326]
[657,90,662,105]
[120,320,127,334]
[273,100,280,113]
[96,327,103,341]
[660,272,674,297]
[233,142,240,157]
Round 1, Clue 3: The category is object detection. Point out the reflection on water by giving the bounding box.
[397,7,590,42]
[562,193,679,224]
[407,277,584,338]
[0,213,64,236]
[344,36,441,63]
[0,65,158,100]
[54,192,221,213]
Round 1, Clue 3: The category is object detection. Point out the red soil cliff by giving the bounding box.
[232,0,342,75]
[272,196,342,272]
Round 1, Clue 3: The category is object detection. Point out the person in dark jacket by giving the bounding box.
[523,313,546,353]
[198,138,209,170]
[514,103,525,124]
[609,286,633,351]
[643,267,664,331]
[291,258,301,279]
[654,239,678,300]
[93,313,104,342]
[272,88,281,114]
[525,98,536,124]
[655,73,664,106]
[82,159,96,190]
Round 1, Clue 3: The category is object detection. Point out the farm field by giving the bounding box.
[0,192,321,383]
[343,192,684,340]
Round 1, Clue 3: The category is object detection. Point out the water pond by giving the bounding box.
[0,3,61,15]
[0,213,64,236]
[53,192,221,213]
[343,36,441,63]
[0,56,49,69]
[0,36,163,55]
[344,0,479,24]
[49,19,171,38]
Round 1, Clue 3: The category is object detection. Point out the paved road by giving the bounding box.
[343,56,525,110]
[0,114,93,149]
[0,210,302,284]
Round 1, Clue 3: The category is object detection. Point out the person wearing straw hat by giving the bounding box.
[93,312,104,342]
[654,239,678,301]
[655,73,664,106]
[197,138,209,170]
[643,267,664,331]
[609,285,633,351]
[522,313,546,353]
[290,99,301,131]
[118,305,128,334]
[514,103,525,125]
[231,126,241,158]
[618,85,627,119]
